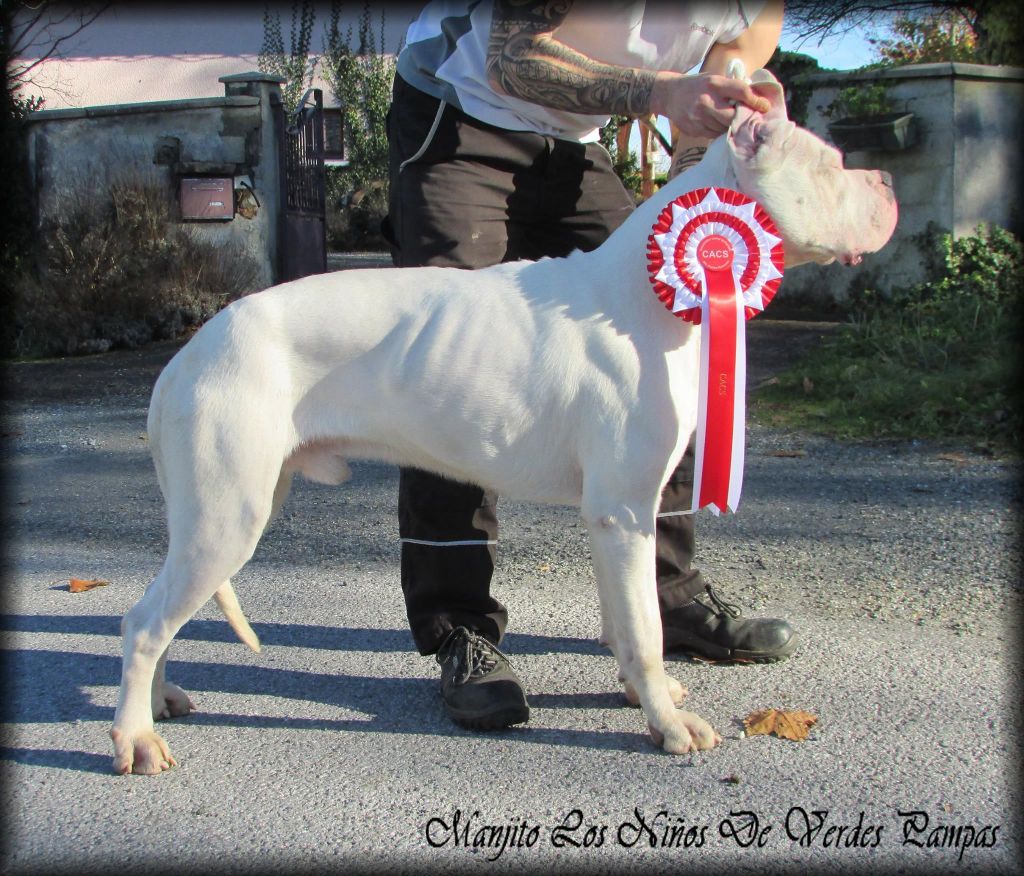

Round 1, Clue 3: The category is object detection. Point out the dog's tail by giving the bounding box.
[213,582,262,653]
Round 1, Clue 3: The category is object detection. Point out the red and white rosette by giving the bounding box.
[647,187,784,515]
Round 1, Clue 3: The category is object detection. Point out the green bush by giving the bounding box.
[599,114,644,202]
[754,224,1023,449]
[845,224,1022,362]
[325,169,389,252]
[321,1,395,250]
[824,83,895,120]
[4,180,261,359]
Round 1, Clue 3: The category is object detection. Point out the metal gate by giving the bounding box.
[275,88,327,282]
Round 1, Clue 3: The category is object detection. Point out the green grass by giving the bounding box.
[751,225,1023,451]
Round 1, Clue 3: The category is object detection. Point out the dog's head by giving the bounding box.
[726,68,898,268]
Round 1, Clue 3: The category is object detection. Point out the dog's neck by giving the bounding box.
[584,137,738,293]
[628,137,738,244]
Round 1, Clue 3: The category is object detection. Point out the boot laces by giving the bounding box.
[701,583,741,619]
[437,629,509,684]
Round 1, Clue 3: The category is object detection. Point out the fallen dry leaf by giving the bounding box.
[770,449,807,458]
[935,452,970,464]
[743,708,818,742]
[802,376,814,394]
[68,578,110,593]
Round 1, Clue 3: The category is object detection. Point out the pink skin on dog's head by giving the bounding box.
[726,71,898,268]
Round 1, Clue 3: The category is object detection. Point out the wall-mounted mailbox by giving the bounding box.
[179,177,234,220]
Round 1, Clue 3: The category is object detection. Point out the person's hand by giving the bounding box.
[650,72,771,139]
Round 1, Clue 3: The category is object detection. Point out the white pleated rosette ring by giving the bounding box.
[647,187,784,515]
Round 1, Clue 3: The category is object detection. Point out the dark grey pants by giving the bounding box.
[385,75,706,654]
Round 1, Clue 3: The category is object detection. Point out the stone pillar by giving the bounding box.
[219,72,286,287]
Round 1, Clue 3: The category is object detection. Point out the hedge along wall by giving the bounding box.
[775,62,1024,312]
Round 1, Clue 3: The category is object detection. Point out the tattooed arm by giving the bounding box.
[668,144,709,180]
[668,0,784,178]
[485,0,655,117]
[485,0,777,139]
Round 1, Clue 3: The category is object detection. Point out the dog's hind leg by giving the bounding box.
[112,562,204,775]
[148,575,262,722]
[113,552,267,773]
[152,647,195,720]
[112,433,285,774]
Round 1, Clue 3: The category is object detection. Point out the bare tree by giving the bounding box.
[2,0,109,319]
[5,1,111,100]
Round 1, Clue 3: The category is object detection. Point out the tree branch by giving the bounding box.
[784,0,977,43]
[8,3,111,86]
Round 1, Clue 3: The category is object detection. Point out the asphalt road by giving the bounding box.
[1,266,1020,874]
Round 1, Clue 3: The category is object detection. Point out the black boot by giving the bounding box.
[436,627,530,729]
[662,584,797,663]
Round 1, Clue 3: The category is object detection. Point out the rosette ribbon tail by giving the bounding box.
[692,257,746,516]
[645,186,784,518]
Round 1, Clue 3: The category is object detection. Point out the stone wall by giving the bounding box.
[23,63,1024,313]
[24,72,287,290]
[776,62,1024,312]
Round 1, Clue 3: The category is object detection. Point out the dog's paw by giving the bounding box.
[679,710,721,750]
[111,726,176,775]
[623,675,688,707]
[648,711,720,754]
[153,682,195,721]
[666,675,688,705]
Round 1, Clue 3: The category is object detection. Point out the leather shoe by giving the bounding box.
[662,584,797,662]
[436,627,530,729]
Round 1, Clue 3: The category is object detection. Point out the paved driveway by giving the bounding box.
[1,303,1019,873]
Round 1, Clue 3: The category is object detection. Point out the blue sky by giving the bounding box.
[780,22,881,71]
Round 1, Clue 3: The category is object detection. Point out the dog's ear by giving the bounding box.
[726,62,787,123]
[727,67,794,162]
[727,115,797,163]
[749,68,788,123]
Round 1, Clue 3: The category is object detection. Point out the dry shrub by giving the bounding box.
[6,179,262,358]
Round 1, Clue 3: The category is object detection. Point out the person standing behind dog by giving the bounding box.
[384,0,796,731]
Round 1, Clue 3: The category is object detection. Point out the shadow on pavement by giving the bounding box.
[0,614,606,656]
[1,618,654,774]
[0,746,114,776]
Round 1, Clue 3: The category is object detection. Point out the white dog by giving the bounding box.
[111,69,897,774]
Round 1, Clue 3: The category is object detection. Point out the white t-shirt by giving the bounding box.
[398,0,765,142]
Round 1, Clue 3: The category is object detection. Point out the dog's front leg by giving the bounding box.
[583,496,719,754]
[601,598,687,707]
